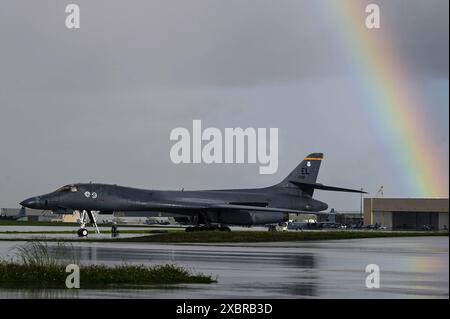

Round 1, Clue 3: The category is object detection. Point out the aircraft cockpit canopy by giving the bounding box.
[56,184,79,193]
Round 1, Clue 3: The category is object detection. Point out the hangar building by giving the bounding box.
[0,207,78,222]
[363,198,449,230]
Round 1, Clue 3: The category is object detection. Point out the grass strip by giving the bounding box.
[117,230,449,243]
[0,262,215,288]
[0,242,215,288]
[0,230,446,243]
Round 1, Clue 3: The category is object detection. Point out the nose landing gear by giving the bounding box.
[77,210,100,237]
[77,228,88,237]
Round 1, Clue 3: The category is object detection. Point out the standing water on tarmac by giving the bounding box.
[0,236,447,298]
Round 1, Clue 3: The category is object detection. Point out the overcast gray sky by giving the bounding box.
[0,0,448,209]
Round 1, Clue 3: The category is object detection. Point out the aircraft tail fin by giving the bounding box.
[278,153,323,187]
[276,153,366,196]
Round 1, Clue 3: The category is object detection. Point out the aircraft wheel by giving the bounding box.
[219,226,231,232]
[206,226,221,231]
[77,228,88,237]
[185,226,197,232]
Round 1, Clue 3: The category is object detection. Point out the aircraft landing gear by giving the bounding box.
[77,228,88,237]
[185,212,231,232]
[77,210,100,237]
[185,225,231,232]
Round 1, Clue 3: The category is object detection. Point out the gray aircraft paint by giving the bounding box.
[21,153,365,227]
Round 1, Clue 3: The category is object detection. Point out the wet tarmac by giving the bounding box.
[0,225,266,240]
[0,236,447,299]
[0,225,180,232]
[0,226,158,240]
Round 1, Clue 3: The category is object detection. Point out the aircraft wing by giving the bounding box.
[289,181,367,193]
[205,203,320,215]
[138,202,325,215]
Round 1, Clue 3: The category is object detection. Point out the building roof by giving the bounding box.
[1,208,54,217]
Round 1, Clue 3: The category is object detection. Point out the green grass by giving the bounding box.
[117,230,449,243]
[0,242,215,288]
[0,263,215,288]
[0,229,447,243]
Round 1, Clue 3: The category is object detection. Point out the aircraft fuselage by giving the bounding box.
[21,183,327,226]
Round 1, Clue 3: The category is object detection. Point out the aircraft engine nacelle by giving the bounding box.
[250,211,289,225]
[208,210,288,226]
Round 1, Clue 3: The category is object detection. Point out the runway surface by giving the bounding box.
[0,225,265,240]
[0,236,447,299]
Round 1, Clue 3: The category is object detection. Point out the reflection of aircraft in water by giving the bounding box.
[21,153,365,237]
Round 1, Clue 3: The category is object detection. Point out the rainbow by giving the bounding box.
[322,0,448,197]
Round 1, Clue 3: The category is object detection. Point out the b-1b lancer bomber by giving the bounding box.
[20,153,365,236]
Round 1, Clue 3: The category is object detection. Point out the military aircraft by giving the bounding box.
[20,153,365,236]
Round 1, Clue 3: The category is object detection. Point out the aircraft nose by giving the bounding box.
[20,196,41,209]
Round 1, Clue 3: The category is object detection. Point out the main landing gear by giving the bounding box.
[185,225,231,232]
[184,212,231,232]
[77,210,100,237]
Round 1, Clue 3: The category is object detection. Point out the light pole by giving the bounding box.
[360,187,364,225]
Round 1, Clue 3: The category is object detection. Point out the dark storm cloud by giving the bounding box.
[0,0,447,91]
[380,0,449,77]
